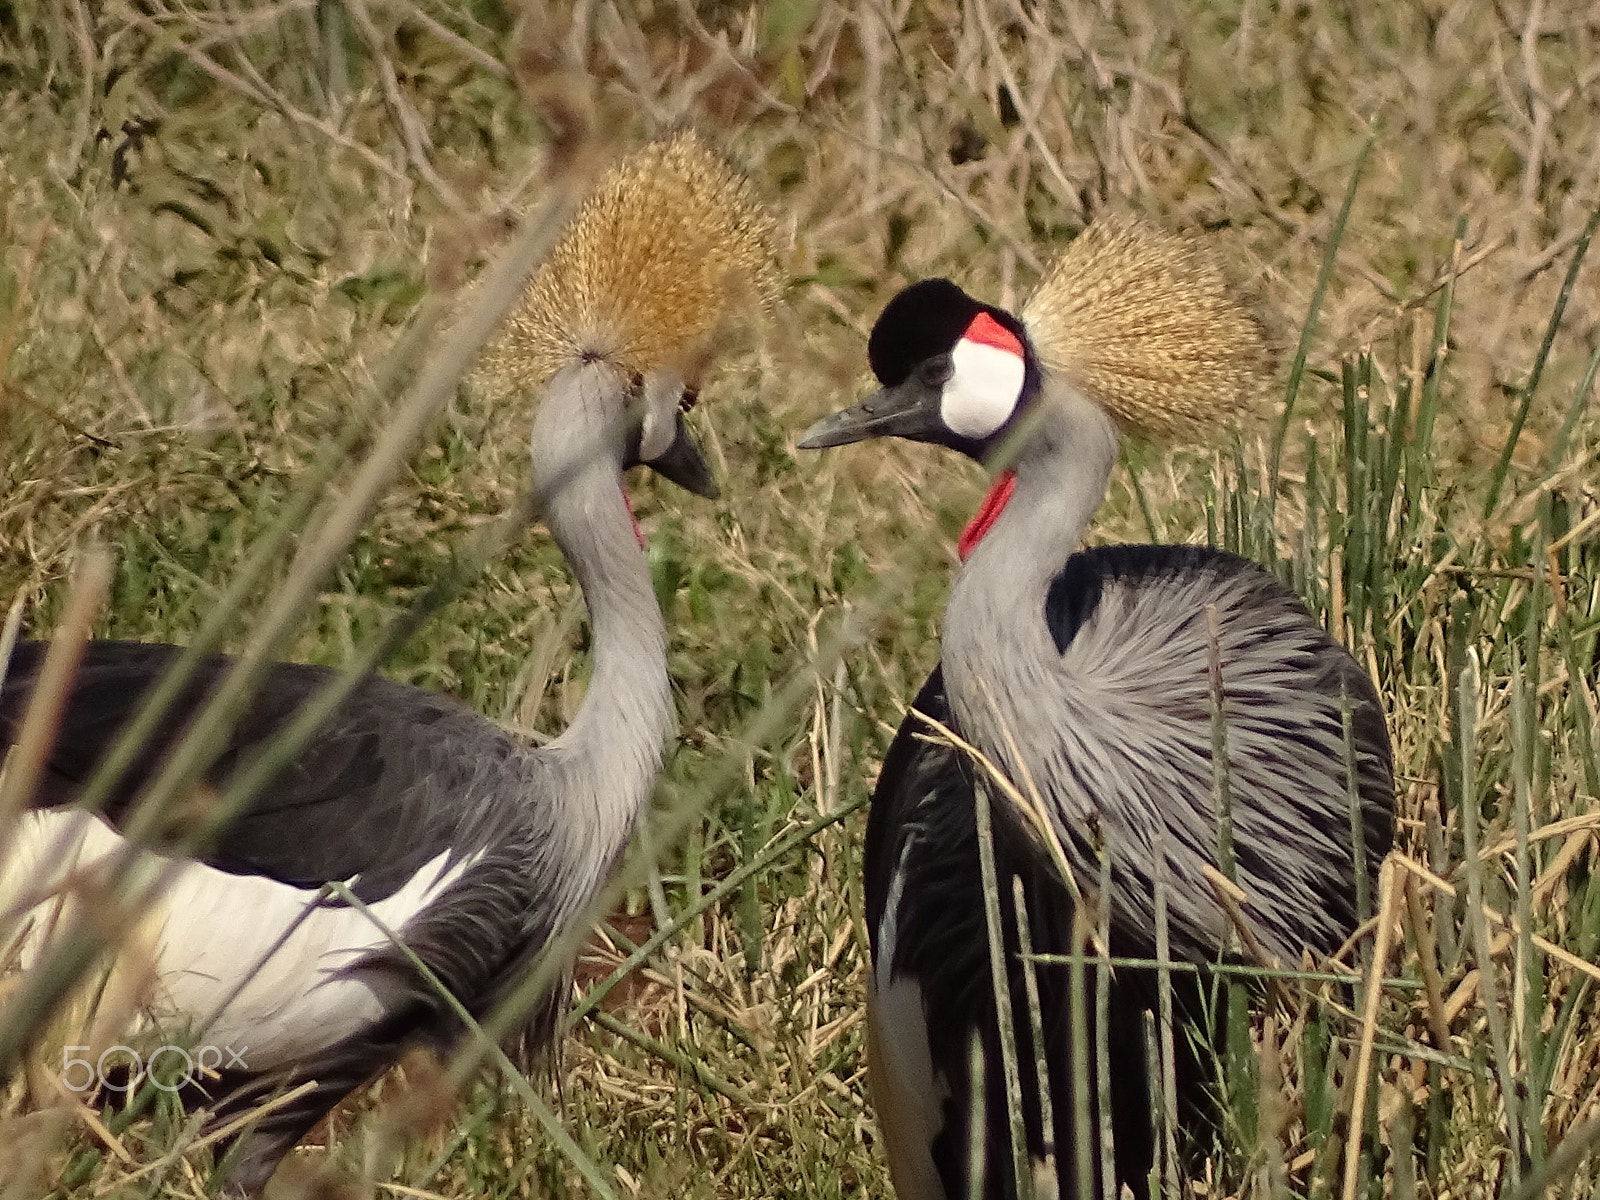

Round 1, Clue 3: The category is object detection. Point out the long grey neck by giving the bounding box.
[941,383,1119,758]
[536,439,672,890]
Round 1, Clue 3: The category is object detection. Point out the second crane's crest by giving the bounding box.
[1021,217,1274,441]
[487,132,781,394]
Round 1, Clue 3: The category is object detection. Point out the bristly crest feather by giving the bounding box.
[1020,216,1274,441]
[484,132,780,393]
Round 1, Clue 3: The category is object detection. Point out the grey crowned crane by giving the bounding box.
[798,220,1393,1200]
[0,133,778,1196]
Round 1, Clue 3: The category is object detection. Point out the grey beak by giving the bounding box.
[649,413,720,499]
[796,382,945,450]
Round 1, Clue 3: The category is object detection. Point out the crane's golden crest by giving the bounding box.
[483,132,780,395]
[1020,217,1274,441]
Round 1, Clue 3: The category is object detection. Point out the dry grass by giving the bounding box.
[1,0,1598,1197]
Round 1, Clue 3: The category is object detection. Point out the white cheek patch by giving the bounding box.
[940,337,1025,439]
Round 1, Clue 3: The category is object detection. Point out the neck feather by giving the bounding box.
[532,368,674,889]
[941,383,1118,741]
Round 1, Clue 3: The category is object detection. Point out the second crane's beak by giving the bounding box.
[796,381,944,450]
[647,412,720,499]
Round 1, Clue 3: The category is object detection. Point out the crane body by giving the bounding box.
[800,222,1393,1199]
[0,134,777,1195]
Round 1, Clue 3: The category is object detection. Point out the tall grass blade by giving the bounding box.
[969,1031,988,1200]
[1302,1000,1334,1197]
[1345,688,1373,930]
[1203,605,1235,885]
[1013,875,1058,1196]
[973,777,1034,1200]
[1153,826,1178,1200]
[1142,1012,1162,1200]
[1543,333,1600,476]
[1393,1076,1417,1200]
[1095,840,1114,1200]
[1454,648,1524,1185]
[1404,218,1465,529]
[1483,203,1600,517]
[1340,858,1397,1200]
[1513,537,1546,1167]
[1069,900,1092,1200]
[1513,1112,1600,1200]
[1300,429,1323,610]
[1268,120,1376,496]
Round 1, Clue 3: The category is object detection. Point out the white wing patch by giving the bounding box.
[0,810,477,1070]
[941,338,1025,440]
[868,975,948,1200]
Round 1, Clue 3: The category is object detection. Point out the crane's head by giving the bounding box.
[798,217,1272,461]
[531,359,721,500]
[484,132,780,501]
[796,277,1041,460]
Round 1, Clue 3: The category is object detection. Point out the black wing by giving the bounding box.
[0,640,525,901]
[868,667,1166,1199]
[865,668,982,976]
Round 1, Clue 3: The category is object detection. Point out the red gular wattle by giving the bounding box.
[621,485,645,549]
[958,470,1017,561]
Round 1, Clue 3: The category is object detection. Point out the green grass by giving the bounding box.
[3,1,1600,1197]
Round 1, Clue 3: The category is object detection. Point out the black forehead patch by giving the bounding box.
[867,278,983,386]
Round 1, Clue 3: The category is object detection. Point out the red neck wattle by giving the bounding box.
[622,485,645,549]
[958,470,1017,561]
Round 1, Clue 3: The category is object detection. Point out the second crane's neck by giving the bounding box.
[942,382,1119,726]
[533,364,674,890]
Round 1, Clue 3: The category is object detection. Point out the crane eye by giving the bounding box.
[918,355,954,388]
[678,388,699,414]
